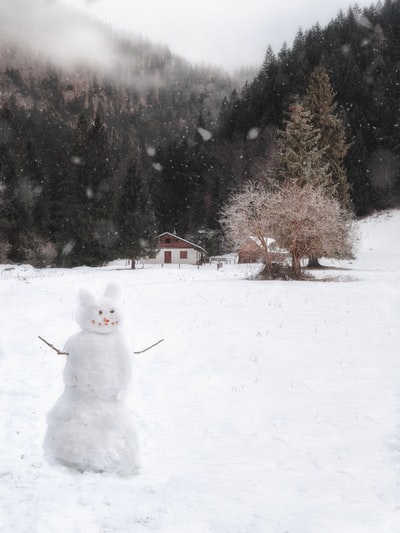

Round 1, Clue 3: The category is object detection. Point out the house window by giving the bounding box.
[180,251,188,259]
[165,238,171,244]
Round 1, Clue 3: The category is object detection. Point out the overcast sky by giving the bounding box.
[59,0,376,72]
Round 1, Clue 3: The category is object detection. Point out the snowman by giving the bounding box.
[44,284,139,475]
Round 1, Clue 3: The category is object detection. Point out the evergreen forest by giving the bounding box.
[0,0,399,267]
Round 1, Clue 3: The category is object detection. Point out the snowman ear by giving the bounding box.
[79,288,95,306]
[104,283,120,301]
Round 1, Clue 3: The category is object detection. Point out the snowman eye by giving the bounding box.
[110,309,115,314]
[98,310,103,315]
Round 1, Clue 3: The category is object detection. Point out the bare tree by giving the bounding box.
[220,180,354,279]
[220,182,275,273]
[269,182,354,276]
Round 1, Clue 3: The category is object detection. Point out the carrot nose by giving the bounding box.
[103,317,110,324]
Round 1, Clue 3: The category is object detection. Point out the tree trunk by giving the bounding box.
[262,249,273,278]
[308,255,323,268]
[131,257,136,269]
[291,253,301,276]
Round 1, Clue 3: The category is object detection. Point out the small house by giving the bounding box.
[237,236,288,264]
[141,232,207,265]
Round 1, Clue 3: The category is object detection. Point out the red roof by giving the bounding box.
[158,232,207,253]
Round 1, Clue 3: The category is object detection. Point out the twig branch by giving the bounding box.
[38,336,68,355]
[38,336,164,356]
[134,339,164,354]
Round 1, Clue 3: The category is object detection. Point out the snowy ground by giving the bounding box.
[0,210,400,533]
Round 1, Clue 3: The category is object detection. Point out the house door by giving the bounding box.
[164,251,172,264]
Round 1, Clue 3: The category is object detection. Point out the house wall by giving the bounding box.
[238,240,264,263]
[142,247,202,265]
[238,238,289,264]
[140,233,205,265]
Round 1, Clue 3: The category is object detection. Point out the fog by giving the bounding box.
[61,0,379,73]
[0,0,121,72]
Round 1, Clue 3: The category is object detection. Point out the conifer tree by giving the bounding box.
[277,100,331,188]
[304,64,351,209]
[276,100,350,270]
[49,116,86,266]
[79,114,115,265]
[116,148,157,268]
[55,114,91,266]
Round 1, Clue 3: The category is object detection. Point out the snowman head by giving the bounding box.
[76,284,123,334]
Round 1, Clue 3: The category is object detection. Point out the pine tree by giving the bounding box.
[49,117,84,267]
[116,148,157,268]
[276,100,342,270]
[304,64,352,209]
[277,100,331,188]
[52,114,91,266]
[77,113,115,265]
[153,139,192,235]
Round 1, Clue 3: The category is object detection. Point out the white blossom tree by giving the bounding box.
[220,180,354,279]
[220,182,276,273]
[268,181,354,276]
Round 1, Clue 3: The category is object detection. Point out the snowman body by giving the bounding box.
[44,285,138,475]
[63,329,132,399]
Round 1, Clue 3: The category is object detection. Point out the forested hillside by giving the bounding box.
[0,1,399,267]
[218,0,400,216]
[0,29,236,266]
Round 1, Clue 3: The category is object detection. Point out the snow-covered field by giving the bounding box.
[1,210,399,533]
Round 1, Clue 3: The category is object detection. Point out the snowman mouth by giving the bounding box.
[91,318,119,327]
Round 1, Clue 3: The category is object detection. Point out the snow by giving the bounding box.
[197,127,212,141]
[0,210,400,532]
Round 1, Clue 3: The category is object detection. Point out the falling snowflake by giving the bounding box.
[62,241,75,256]
[247,128,260,140]
[197,127,212,141]
[146,146,156,157]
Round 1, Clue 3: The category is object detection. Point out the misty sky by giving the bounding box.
[60,0,376,72]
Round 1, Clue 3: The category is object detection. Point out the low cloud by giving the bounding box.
[0,0,120,72]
